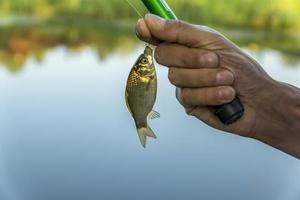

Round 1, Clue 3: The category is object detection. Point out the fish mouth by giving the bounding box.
[144,46,153,56]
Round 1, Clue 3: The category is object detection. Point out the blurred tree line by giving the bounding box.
[0,0,299,32]
[0,0,299,73]
[1,23,299,73]
[0,23,137,72]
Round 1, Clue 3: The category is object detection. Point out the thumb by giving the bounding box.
[141,14,213,47]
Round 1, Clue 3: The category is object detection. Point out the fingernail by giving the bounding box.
[218,87,235,102]
[136,19,143,37]
[216,70,234,85]
[137,18,143,25]
[135,29,140,38]
[145,13,165,27]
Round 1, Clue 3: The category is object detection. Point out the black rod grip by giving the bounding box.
[214,97,244,124]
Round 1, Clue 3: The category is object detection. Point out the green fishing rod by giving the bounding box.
[141,0,244,125]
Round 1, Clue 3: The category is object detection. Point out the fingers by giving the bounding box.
[136,15,237,109]
[169,68,234,88]
[136,14,214,47]
[177,86,236,106]
[136,18,160,45]
[155,43,219,68]
[185,106,225,130]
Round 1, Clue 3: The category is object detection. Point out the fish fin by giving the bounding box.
[149,110,160,120]
[137,128,147,148]
[144,126,157,138]
[137,126,157,147]
[146,80,151,91]
[146,76,154,91]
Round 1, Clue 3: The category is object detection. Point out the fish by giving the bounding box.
[125,46,160,147]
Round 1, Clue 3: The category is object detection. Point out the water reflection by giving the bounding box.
[0,21,300,200]
[0,22,138,72]
[0,43,300,200]
[0,21,300,73]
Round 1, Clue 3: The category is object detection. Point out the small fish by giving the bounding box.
[125,46,160,147]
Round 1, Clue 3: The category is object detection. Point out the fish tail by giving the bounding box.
[137,125,157,148]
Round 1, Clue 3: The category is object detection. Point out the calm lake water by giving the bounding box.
[0,23,300,200]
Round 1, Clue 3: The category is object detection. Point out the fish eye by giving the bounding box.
[141,58,148,64]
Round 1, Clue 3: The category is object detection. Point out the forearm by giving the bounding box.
[254,81,300,158]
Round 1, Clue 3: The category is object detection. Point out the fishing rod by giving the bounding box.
[141,0,244,125]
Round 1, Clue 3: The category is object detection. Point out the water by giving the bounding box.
[0,26,300,200]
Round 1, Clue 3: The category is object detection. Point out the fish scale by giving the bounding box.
[127,70,139,89]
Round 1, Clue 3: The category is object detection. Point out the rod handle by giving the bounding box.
[214,97,244,124]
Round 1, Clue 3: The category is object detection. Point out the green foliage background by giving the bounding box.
[0,0,299,32]
[0,0,299,73]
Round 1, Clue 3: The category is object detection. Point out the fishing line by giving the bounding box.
[125,0,143,18]
[124,0,153,48]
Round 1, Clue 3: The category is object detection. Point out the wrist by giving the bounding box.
[254,80,300,158]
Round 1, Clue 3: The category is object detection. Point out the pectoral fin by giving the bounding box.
[148,110,160,120]
[146,75,155,91]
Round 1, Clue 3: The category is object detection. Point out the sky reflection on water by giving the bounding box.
[0,46,299,200]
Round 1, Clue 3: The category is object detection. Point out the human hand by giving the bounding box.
[136,14,300,158]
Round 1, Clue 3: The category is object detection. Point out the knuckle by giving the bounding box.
[168,68,177,84]
[154,45,163,63]
[195,51,204,63]
[202,52,219,67]
[180,88,190,104]
[174,20,184,30]
[164,20,175,32]
[165,20,184,40]
[185,106,197,116]
[165,19,183,30]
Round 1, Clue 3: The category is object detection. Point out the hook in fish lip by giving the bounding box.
[144,46,153,56]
